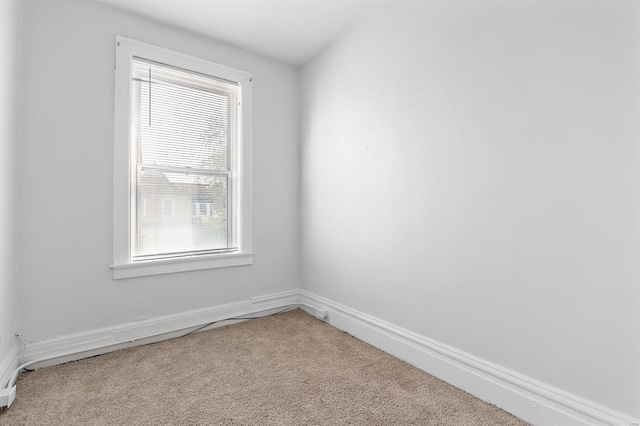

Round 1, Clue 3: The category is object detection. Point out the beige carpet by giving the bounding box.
[0,309,528,425]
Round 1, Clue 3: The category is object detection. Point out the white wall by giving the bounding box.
[301,0,639,418]
[18,0,300,341]
[0,0,21,370]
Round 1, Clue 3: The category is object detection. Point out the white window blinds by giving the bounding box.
[130,57,240,262]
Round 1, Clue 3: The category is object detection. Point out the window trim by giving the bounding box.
[112,36,253,279]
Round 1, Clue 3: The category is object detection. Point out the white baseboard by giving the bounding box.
[22,289,301,369]
[0,345,19,389]
[299,290,638,426]
[0,345,19,408]
[9,288,637,426]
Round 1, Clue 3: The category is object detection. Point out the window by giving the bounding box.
[162,199,174,217]
[112,36,253,279]
[193,202,213,217]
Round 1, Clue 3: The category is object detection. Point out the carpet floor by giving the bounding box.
[0,309,528,425]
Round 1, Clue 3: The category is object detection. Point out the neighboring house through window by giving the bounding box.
[112,36,254,279]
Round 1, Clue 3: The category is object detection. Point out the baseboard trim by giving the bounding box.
[10,289,637,425]
[299,290,638,426]
[0,345,20,389]
[22,289,302,369]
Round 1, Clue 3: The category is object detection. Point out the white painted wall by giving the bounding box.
[301,0,639,418]
[18,0,300,341]
[0,0,21,370]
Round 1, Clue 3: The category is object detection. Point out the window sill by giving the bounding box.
[111,252,254,279]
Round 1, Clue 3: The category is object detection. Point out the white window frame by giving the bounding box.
[112,36,253,279]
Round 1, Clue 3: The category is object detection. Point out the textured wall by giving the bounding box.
[301,0,640,417]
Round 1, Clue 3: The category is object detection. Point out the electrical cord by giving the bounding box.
[4,306,297,391]
[181,307,295,337]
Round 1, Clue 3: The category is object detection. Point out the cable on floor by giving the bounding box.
[5,306,298,390]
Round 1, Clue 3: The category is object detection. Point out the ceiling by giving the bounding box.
[94,0,387,66]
